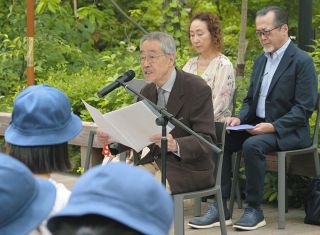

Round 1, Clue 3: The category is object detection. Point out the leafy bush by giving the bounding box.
[0,34,26,107]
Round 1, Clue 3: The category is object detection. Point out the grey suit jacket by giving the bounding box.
[139,69,216,194]
[238,42,318,150]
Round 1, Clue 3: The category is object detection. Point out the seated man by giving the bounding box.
[97,31,216,194]
[188,6,318,231]
[47,162,174,235]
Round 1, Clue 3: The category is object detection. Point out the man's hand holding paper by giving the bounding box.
[150,133,178,152]
[246,122,276,135]
[96,128,113,145]
[83,100,174,152]
[225,116,275,135]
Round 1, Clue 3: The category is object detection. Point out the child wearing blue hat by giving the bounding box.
[47,162,174,235]
[4,85,83,234]
[0,153,56,235]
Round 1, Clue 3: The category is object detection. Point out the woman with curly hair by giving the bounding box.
[183,12,235,229]
[183,12,235,122]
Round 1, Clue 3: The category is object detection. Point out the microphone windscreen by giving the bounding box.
[124,70,135,82]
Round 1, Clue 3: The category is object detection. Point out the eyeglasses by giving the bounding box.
[139,54,165,64]
[255,25,283,37]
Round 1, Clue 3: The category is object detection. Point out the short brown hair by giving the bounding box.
[188,12,223,51]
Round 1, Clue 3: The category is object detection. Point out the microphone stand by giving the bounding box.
[121,82,222,186]
[155,111,169,185]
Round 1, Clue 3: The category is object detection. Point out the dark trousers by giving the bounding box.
[221,130,279,208]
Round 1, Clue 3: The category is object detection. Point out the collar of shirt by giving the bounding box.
[264,38,291,61]
[157,69,176,93]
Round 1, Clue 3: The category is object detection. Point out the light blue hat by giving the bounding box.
[48,162,174,235]
[0,153,56,235]
[5,85,82,146]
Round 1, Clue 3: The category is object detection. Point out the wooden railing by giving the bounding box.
[0,112,318,175]
[0,112,103,167]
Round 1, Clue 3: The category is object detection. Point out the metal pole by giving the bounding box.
[26,0,35,85]
[298,0,314,52]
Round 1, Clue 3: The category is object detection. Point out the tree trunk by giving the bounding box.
[161,0,170,31]
[73,0,77,17]
[26,0,35,85]
[236,0,248,77]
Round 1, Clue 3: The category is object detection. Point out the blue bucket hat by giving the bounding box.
[5,85,82,146]
[0,153,56,235]
[48,162,174,235]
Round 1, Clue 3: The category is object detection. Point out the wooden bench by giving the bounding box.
[233,152,318,177]
[0,112,103,168]
[265,153,318,177]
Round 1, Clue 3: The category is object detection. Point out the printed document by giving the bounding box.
[226,124,255,131]
[83,100,174,152]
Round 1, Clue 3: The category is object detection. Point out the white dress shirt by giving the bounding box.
[256,39,291,118]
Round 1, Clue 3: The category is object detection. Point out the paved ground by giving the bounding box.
[175,204,320,235]
[52,173,320,235]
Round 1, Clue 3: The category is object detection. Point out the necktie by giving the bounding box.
[157,88,166,108]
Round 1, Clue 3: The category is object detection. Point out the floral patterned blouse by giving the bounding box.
[183,54,235,122]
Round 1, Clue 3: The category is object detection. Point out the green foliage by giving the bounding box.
[263,172,278,203]
[0,1,27,107]
[134,0,163,31]
[40,67,135,122]
[161,0,189,48]
[263,171,312,208]
[1,0,319,114]
[310,38,320,77]
[36,0,62,14]
[1,1,319,122]
[76,166,85,175]
[34,6,101,75]
[0,33,26,98]
[77,5,105,27]
[68,145,82,174]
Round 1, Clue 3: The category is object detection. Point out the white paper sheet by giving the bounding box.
[83,100,174,152]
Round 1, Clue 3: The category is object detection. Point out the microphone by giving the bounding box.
[97,70,135,98]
